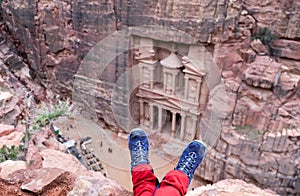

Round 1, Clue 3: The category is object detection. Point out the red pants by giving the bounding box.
[132,164,189,196]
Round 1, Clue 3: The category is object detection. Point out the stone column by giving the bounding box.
[163,72,167,92]
[140,66,144,85]
[180,113,186,140]
[149,67,154,89]
[158,106,163,132]
[195,78,202,102]
[171,111,176,138]
[139,100,144,125]
[172,74,176,94]
[184,76,189,99]
[190,116,197,139]
[149,104,154,129]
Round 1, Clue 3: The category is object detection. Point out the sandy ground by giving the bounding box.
[54,115,204,191]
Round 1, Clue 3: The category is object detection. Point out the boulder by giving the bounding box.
[68,176,132,196]
[251,39,269,55]
[20,168,69,193]
[0,160,26,179]
[40,149,96,177]
[0,167,75,195]
[186,179,278,196]
[242,56,281,89]
[0,124,23,148]
[271,39,300,60]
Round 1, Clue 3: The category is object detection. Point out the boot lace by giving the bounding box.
[133,141,148,165]
[177,152,197,178]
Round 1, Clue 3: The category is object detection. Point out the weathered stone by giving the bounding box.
[40,149,96,177]
[186,179,278,196]
[277,100,300,127]
[240,49,256,63]
[0,124,15,137]
[0,160,27,179]
[242,56,281,89]
[68,176,131,196]
[251,39,269,55]
[20,168,66,193]
[0,124,23,148]
[0,167,76,196]
[271,39,300,60]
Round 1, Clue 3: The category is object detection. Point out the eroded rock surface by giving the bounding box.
[186,179,278,196]
[0,127,131,196]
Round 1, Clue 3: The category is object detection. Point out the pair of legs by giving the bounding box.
[128,128,206,196]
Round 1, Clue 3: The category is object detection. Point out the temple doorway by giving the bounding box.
[175,113,181,138]
[161,109,172,135]
[153,105,158,130]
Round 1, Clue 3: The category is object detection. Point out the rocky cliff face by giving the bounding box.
[1,0,300,195]
[2,0,299,94]
[0,125,131,196]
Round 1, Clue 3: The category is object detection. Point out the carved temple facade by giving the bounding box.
[133,37,208,141]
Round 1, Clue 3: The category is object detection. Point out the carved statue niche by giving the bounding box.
[188,79,198,102]
[160,51,183,94]
[182,56,206,103]
[135,38,158,89]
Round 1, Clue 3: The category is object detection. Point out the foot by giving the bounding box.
[175,140,206,183]
[128,128,150,169]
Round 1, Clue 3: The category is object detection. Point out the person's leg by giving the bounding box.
[132,164,158,196]
[154,170,189,196]
[154,140,206,196]
[129,128,158,196]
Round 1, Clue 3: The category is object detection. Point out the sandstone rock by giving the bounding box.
[242,56,281,89]
[20,168,67,193]
[68,176,131,196]
[26,127,66,170]
[251,39,269,55]
[186,179,278,196]
[277,100,300,127]
[240,49,256,63]
[222,71,234,78]
[0,160,26,179]
[0,124,16,137]
[0,167,76,195]
[278,71,300,93]
[0,124,23,147]
[40,149,96,177]
[0,84,22,125]
[271,39,300,61]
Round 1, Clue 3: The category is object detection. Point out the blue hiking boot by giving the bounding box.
[175,140,206,183]
[128,128,150,169]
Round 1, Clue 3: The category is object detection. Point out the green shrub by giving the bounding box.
[30,99,74,133]
[0,145,22,163]
[251,27,277,45]
[235,125,267,142]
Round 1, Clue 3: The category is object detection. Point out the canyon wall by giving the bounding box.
[1,0,299,195]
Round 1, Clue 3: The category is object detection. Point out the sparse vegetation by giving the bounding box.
[235,125,267,142]
[0,145,23,163]
[18,99,74,161]
[251,27,277,46]
[28,99,74,133]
